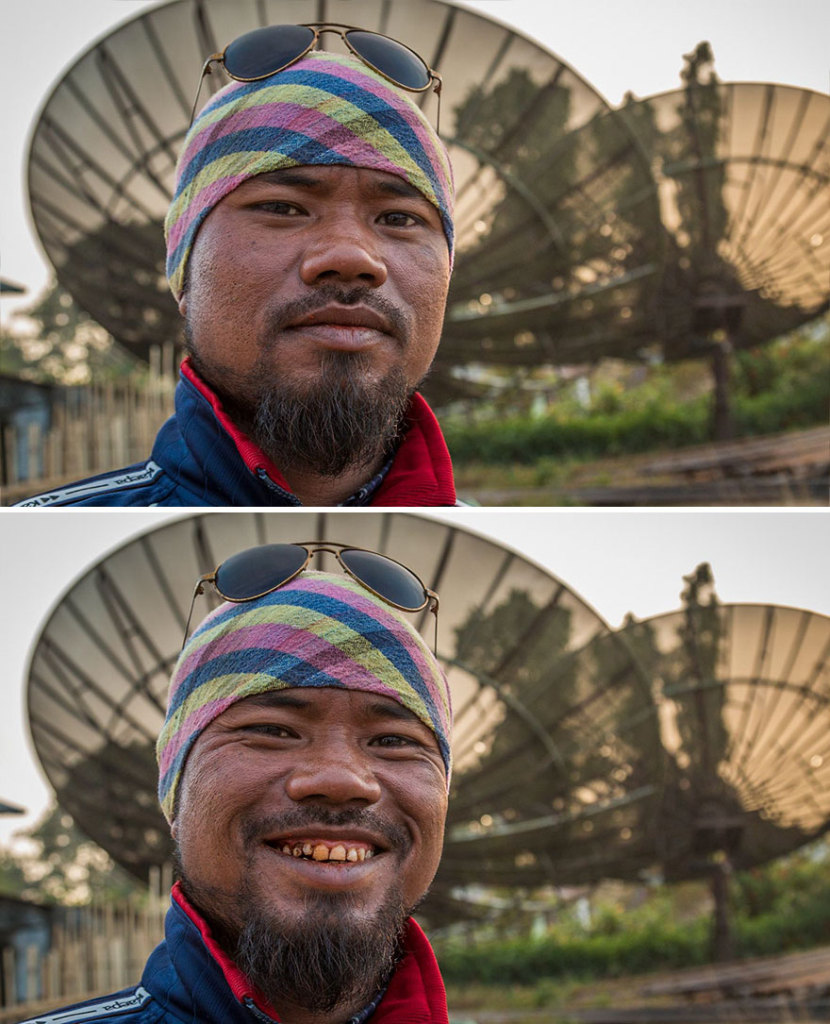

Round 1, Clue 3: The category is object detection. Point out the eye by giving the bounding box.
[243,723,297,739]
[371,733,420,749]
[379,211,420,228]
[254,201,306,216]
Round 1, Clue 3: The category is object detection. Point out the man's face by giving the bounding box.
[173,687,448,940]
[178,164,451,410]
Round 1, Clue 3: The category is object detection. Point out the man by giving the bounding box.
[18,42,458,506]
[25,566,453,1023]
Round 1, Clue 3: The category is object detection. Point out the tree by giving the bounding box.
[0,804,142,905]
[1,281,142,386]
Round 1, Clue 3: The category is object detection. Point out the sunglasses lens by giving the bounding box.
[223,24,315,80]
[345,30,431,90]
[340,549,427,610]
[215,543,308,601]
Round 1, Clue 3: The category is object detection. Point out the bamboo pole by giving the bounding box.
[1,947,15,1006]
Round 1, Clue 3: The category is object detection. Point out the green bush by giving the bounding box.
[438,921,709,985]
[444,399,713,465]
[443,330,830,467]
[436,870,830,985]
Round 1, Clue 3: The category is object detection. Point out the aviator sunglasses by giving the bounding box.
[189,23,443,129]
[183,542,440,651]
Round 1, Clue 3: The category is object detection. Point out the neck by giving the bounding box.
[264,992,380,1024]
[277,461,382,505]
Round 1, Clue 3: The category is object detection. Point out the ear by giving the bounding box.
[177,291,188,317]
[170,818,179,841]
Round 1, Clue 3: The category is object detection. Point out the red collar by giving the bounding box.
[180,358,456,506]
[172,882,448,1024]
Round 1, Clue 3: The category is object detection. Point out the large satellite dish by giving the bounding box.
[618,581,830,876]
[439,565,830,942]
[615,566,830,957]
[27,510,643,923]
[619,78,830,360]
[27,0,663,403]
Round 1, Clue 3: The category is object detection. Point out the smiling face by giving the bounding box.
[172,687,448,940]
[179,164,451,409]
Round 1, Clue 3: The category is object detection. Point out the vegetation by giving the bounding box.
[1,281,142,385]
[432,839,830,988]
[443,325,830,468]
[0,804,142,905]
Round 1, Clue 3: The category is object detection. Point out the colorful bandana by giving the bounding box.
[165,49,455,300]
[157,571,452,821]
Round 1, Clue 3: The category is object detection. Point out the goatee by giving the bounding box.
[177,872,409,1014]
[248,351,412,478]
[234,889,408,1013]
[186,310,418,478]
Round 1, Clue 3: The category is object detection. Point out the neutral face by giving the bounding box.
[178,165,451,401]
[172,687,448,938]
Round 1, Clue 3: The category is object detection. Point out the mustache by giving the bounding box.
[242,807,412,853]
[262,285,410,342]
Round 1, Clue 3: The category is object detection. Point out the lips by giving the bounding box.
[285,304,394,336]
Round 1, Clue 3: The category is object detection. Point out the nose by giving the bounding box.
[299,216,388,288]
[284,738,383,806]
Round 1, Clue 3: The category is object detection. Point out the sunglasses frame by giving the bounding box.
[189,23,443,129]
[182,542,439,652]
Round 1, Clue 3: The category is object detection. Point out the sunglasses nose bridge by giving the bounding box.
[307,25,351,55]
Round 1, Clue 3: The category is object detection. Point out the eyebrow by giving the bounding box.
[240,691,312,710]
[370,179,427,201]
[363,700,425,726]
[247,169,429,203]
[237,691,430,730]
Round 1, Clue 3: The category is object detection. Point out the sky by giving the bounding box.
[1,507,829,848]
[1,0,828,325]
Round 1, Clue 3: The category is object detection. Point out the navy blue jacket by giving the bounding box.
[15,361,457,507]
[21,885,449,1024]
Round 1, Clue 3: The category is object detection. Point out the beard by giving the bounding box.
[175,808,417,1014]
[232,888,408,1013]
[185,290,419,479]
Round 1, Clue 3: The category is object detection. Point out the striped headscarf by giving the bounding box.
[165,49,455,300]
[157,571,452,821]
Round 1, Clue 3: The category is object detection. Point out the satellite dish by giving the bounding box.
[435,563,830,940]
[26,0,663,402]
[617,67,829,436]
[26,510,623,919]
[614,564,830,959]
[618,78,830,359]
[619,589,830,874]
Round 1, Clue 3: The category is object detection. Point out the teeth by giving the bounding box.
[275,841,375,862]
